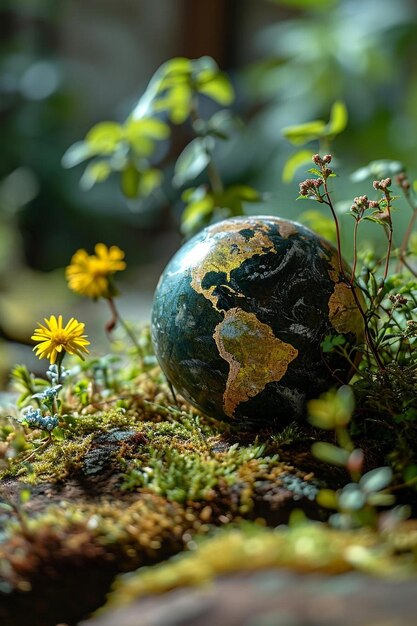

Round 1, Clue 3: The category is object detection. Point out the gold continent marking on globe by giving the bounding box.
[190,226,276,312]
[322,244,364,338]
[328,282,363,335]
[213,308,299,418]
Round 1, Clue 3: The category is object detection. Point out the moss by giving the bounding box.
[120,443,283,508]
[105,520,417,609]
[1,336,416,625]
[69,409,140,435]
[10,435,95,483]
[0,493,207,593]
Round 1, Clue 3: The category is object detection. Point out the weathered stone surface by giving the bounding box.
[83,569,417,626]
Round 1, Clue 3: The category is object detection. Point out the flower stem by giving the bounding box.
[350,217,360,286]
[323,180,346,280]
[56,352,65,385]
[106,297,144,357]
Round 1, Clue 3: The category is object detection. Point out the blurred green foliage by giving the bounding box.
[2,0,417,264]
[1,0,417,359]
[63,56,267,236]
[63,57,234,203]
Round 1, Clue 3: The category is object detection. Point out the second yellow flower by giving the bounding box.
[66,243,126,300]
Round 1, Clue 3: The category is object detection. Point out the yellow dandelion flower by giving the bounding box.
[66,243,126,299]
[31,315,90,364]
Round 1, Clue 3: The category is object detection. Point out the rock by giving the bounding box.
[82,569,417,626]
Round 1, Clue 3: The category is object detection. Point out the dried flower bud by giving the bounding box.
[406,320,417,334]
[347,448,364,475]
[373,180,381,190]
[389,294,408,308]
[299,178,323,199]
[396,173,410,191]
[312,154,322,166]
[322,154,332,164]
[368,200,380,209]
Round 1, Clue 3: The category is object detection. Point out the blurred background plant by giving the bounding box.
[1,0,417,384]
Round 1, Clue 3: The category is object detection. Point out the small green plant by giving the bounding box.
[298,155,417,375]
[63,57,262,236]
[308,386,414,529]
[281,100,348,183]
[10,364,49,408]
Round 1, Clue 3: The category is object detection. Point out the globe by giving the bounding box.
[151,216,363,428]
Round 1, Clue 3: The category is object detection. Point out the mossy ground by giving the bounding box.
[0,347,416,626]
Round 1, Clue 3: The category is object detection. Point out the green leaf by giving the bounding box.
[316,488,338,509]
[363,216,387,225]
[307,168,323,177]
[124,117,170,156]
[359,467,393,493]
[321,333,346,353]
[191,56,219,75]
[197,71,234,105]
[85,122,123,155]
[137,168,163,198]
[350,165,372,183]
[158,57,192,83]
[61,141,91,168]
[181,194,214,236]
[132,57,192,119]
[154,84,192,124]
[209,110,239,131]
[351,160,404,183]
[367,493,396,506]
[17,392,30,407]
[282,120,326,146]
[181,186,200,202]
[122,117,170,158]
[174,138,211,187]
[80,161,112,190]
[308,386,354,430]
[227,185,262,202]
[120,164,141,198]
[326,100,348,137]
[282,150,314,183]
[311,442,350,466]
[338,484,366,511]
[214,185,262,217]
[52,427,65,441]
[0,502,13,512]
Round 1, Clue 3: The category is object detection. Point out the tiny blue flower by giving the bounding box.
[20,406,59,432]
[32,385,62,402]
[46,364,70,384]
